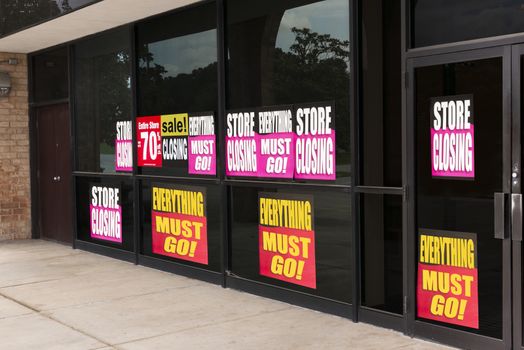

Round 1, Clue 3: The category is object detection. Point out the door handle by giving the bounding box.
[512,193,523,242]
[494,192,507,239]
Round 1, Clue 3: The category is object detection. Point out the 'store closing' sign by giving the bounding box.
[417,229,478,329]
[430,95,475,179]
[151,184,208,265]
[90,184,122,243]
[258,193,316,289]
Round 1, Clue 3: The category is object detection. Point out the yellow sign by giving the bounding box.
[161,114,189,137]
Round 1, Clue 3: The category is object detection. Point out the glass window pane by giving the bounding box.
[75,176,134,251]
[74,27,132,174]
[411,0,524,47]
[140,180,223,273]
[230,186,352,303]
[361,0,401,187]
[361,193,402,314]
[415,58,503,338]
[136,3,218,178]
[0,0,98,38]
[33,47,69,102]
[226,0,351,183]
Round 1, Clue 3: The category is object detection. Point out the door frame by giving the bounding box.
[30,100,74,243]
[512,43,524,350]
[405,46,513,349]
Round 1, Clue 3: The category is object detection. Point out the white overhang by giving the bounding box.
[0,0,202,54]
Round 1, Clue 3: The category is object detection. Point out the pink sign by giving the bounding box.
[115,121,133,172]
[115,140,133,172]
[294,104,336,180]
[226,110,258,177]
[226,136,258,176]
[90,185,122,243]
[430,95,475,179]
[188,135,216,175]
[294,133,336,181]
[258,133,295,178]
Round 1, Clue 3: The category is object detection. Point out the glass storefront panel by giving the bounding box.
[361,193,402,314]
[74,27,132,174]
[136,2,218,178]
[230,186,352,303]
[226,0,351,183]
[76,176,134,251]
[33,47,69,103]
[361,0,402,187]
[140,180,222,273]
[411,0,524,48]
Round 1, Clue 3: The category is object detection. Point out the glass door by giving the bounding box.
[407,47,512,349]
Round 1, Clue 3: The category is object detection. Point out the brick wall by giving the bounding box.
[0,53,30,240]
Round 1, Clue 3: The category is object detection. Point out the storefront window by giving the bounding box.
[76,177,134,251]
[74,27,132,174]
[230,186,352,302]
[361,0,401,187]
[411,0,524,47]
[361,194,402,314]
[136,2,218,177]
[226,0,351,183]
[140,180,222,272]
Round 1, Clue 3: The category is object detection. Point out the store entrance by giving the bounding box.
[35,103,73,243]
[407,47,513,349]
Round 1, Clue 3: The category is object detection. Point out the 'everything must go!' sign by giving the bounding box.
[151,184,208,265]
[417,229,478,329]
[258,192,316,289]
[430,95,475,179]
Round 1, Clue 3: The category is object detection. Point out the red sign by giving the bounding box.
[137,116,162,167]
[417,229,478,329]
[152,211,208,264]
[151,185,208,265]
[258,193,316,289]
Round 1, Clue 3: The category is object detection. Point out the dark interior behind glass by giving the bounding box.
[74,27,132,174]
[33,47,69,103]
[361,194,403,314]
[411,0,524,47]
[140,180,222,273]
[361,0,401,187]
[230,186,352,303]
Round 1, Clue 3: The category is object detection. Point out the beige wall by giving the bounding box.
[0,53,30,240]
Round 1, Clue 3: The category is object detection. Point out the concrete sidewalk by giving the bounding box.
[0,240,452,350]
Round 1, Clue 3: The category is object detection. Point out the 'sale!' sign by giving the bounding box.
[430,95,474,179]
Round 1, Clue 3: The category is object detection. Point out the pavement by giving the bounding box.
[0,240,454,350]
